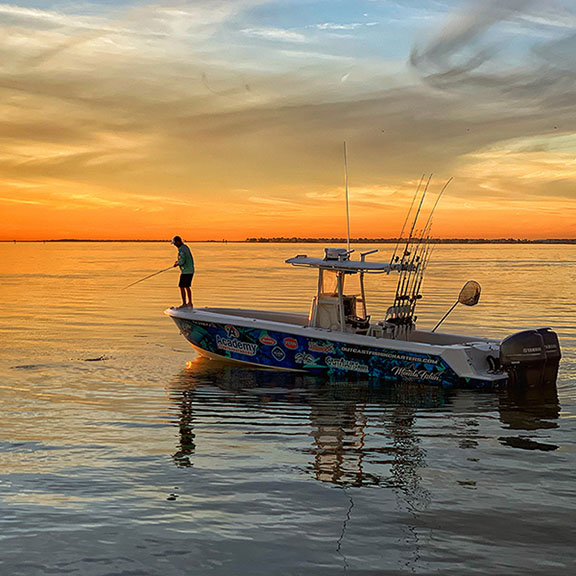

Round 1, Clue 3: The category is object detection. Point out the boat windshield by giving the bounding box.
[320,270,339,296]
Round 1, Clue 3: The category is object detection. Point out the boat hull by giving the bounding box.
[169,313,503,388]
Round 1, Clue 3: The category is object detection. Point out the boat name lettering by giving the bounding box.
[216,336,258,356]
[325,356,369,373]
[308,341,336,354]
[391,366,442,382]
[341,346,438,365]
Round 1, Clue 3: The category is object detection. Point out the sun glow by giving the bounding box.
[0,1,575,241]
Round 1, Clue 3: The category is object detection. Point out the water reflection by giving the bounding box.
[167,359,560,483]
[497,381,560,451]
[168,385,197,467]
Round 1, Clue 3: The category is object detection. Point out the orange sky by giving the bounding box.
[1,1,575,241]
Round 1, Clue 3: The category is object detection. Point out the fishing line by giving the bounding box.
[123,266,174,290]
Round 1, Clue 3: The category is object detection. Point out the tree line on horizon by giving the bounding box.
[4,237,575,244]
[245,237,575,244]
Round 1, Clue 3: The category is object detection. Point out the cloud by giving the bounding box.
[0,195,45,205]
[0,0,574,239]
[410,0,576,110]
[0,3,111,30]
[411,0,537,71]
[317,23,364,31]
[241,27,307,43]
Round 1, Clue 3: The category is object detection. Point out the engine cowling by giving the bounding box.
[538,327,561,385]
[500,330,546,387]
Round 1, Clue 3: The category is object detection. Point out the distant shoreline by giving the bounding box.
[2,238,575,244]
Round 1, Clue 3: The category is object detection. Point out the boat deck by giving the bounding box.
[197,307,496,346]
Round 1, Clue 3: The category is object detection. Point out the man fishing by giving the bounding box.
[172,236,194,308]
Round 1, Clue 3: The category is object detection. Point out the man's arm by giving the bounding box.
[174,247,184,268]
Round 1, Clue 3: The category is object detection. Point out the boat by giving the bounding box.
[165,171,561,388]
[165,243,561,388]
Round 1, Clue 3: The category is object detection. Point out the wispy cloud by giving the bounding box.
[241,27,307,43]
[0,0,575,239]
[317,22,364,31]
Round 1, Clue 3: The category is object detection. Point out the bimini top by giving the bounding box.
[286,248,398,274]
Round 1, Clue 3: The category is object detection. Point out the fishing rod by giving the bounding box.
[407,236,435,322]
[400,231,429,326]
[405,173,433,246]
[420,177,453,239]
[390,174,425,266]
[392,230,420,315]
[403,238,426,316]
[389,173,442,333]
[407,179,451,302]
[392,176,428,308]
[401,176,453,325]
[123,266,174,290]
[397,174,432,296]
[397,231,422,304]
[392,174,433,306]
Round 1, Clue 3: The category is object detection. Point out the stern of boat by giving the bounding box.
[499,328,561,387]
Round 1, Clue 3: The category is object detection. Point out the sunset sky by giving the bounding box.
[1,0,575,240]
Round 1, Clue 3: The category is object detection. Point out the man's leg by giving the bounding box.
[185,287,193,307]
[180,287,187,307]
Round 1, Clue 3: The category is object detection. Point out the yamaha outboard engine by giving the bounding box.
[500,330,546,387]
[538,327,562,385]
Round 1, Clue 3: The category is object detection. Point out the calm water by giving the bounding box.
[1,242,575,575]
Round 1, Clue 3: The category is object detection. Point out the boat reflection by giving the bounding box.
[497,380,560,451]
[166,358,560,482]
[170,384,196,468]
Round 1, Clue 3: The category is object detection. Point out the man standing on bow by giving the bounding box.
[172,236,194,308]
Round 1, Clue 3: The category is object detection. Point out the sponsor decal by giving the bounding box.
[259,334,277,346]
[308,340,336,354]
[295,352,318,366]
[224,325,240,338]
[271,346,286,362]
[216,335,258,356]
[183,320,216,328]
[341,345,439,365]
[391,365,442,382]
[325,356,369,373]
[283,337,298,350]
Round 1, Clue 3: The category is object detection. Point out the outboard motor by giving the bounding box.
[500,330,546,387]
[538,327,562,385]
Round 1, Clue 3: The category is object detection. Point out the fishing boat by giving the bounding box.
[165,173,561,388]
[165,243,561,388]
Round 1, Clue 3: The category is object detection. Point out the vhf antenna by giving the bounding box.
[344,141,351,252]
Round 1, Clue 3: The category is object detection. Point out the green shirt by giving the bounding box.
[177,244,195,274]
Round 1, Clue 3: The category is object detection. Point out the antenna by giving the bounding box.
[344,141,351,252]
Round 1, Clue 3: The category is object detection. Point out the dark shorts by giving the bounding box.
[179,273,194,288]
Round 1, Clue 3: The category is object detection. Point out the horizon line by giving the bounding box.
[1,237,575,244]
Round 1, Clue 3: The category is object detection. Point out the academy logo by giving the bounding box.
[224,325,240,338]
[216,336,257,356]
